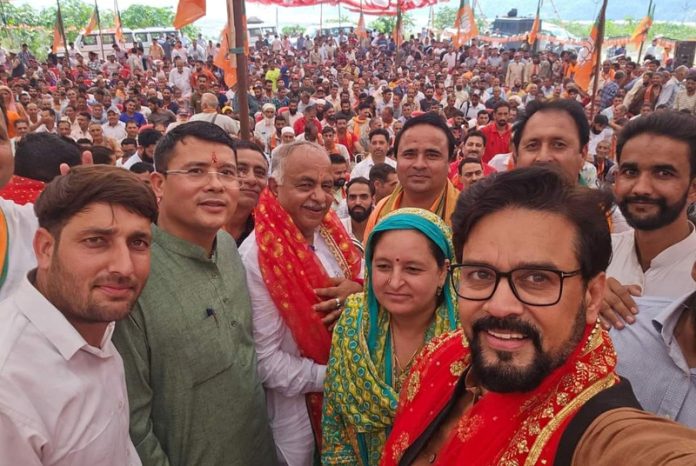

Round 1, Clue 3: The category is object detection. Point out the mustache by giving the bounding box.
[303,201,327,209]
[93,274,137,289]
[472,316,543,351]
[623,195,665,205]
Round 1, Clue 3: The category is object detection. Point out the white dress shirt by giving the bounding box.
[0,198,38,301]
[607,224,696,298]
[239,230,344,466]
[102,121,127,141]
[0,276,140,466]
[350,155,397,180]
[168,67,193,97]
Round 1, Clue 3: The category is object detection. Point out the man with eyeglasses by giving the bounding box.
[381,166,696,466]
[113,121,277,466]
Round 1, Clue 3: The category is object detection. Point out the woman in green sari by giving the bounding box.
[322,207,460,465]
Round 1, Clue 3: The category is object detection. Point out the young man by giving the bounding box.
[602,111,696,329]
[113,122,277,466]
[382,166,696,465]
[330,153,349,218]
[369,162,398,204]
[350,128,396,180]
[341,176,374,249]
[458,156,485,191]
[0,166,157,464]
[480,101,512,164]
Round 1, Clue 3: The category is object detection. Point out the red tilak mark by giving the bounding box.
[395,258,400,262]
[211,152,218,165]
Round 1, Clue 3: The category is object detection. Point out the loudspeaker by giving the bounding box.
[674,41,695,68]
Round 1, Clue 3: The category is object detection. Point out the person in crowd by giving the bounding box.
[189,93,240,137]
[480,102,512,165]
[113,122,278,466]
[340,177,374,249]
[0,165,157,465]
[119,99,147,127]
[329,153,349,218]
[351,128,396,180]
[147,97,176,128]
[322,208,459,465]
[123,128,161,169]
[369,163,398,205]
[103,107,128,141]
[223,140,268,246]
[238,140,362,465]
[457,157,485,191]
[364,113,459,238]
[129,161,154,187]
[602,111,696,329]
[381,166,696,465]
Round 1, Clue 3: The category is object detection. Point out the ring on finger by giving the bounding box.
[334,297,341,308]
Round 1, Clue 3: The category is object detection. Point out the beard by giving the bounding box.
[349,203,373,223]
[469,303,587,393]
[334,178,346,188]
[618,190,688,231]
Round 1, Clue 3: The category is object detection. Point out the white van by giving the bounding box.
[247,18,278,44]
[72,27,185,57]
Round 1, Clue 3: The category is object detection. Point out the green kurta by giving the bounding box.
[113,225,278,466]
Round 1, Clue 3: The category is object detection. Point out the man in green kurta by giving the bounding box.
[113,121,277,466]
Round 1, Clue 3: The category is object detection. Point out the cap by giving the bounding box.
[281,126,295,136]
[315,99,326,106]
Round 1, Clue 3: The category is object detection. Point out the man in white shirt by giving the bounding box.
[239,141,361,465]
[350,128,397,179]
[602,111,696,329]
[0,165,157,465]
[102,108,127,141]
[189,93,240,137]
[340,176,374,251]
[168,58,192,97]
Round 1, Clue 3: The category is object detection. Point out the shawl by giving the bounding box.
[322,208,459,466]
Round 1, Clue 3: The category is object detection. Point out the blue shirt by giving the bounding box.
[612,293,696,428]
[119,111,146,127]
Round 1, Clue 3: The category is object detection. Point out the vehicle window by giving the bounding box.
[102,34,115,45]
[135,33,149,43]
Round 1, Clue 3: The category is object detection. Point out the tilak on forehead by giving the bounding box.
[211,151,218,165]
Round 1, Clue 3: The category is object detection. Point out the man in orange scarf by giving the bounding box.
[363,113,460,240]
[381,167,696,466]
[239,140,362,466]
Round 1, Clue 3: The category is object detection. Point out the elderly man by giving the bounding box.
[381,166,696,466]
[363,113,460,238]
[189,93,240,137]
[239,141,362,465]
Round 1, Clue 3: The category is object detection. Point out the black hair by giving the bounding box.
[130,162,154,174]
[121,137,137,146]
[154,121,236,172]
[394,112,456,161]
[369,128,391,144]
[90,146,115,165]
[369,162,396,183]
[513,99,590,152]
[346,176,375,196]
[493,101,511,113]
[138,128,163,149]
[463,129,487,147]
[451,166,612,282]
[617,111,696,178]
[329,153,348,165]
[232,139,266,162]
[15,133,81,182]
[458,156,483,175]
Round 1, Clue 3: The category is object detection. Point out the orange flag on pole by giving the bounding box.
[356,11,367,40]
[174,0,206,30]
[392,4,403,47]
[52,1,66,54]
[528,0,542,45]
[629,0,655,48]
[575,0,607,91]
[84,8,98,35]
[114,0,124,44]
[214,1,247,90]
[453,0,478,48]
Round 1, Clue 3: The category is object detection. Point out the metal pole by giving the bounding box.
[96,1,106,62]
[589,0,608,119]
[320,4,323,36]
[228,0,250,140]
[637,40,645,63]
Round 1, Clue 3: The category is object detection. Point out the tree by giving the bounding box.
[433,6,457,31]
[369,13,415,35]
[281,25,306,36]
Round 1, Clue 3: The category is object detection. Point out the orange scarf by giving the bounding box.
[382,324,618,466]
[254,187,362,446]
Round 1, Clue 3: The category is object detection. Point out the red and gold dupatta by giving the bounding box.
[381,324,619,466]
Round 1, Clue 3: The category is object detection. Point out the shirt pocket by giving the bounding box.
[183,316,235,387]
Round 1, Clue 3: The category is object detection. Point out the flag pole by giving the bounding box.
[56,0,69,57]
[95,0,106,61]
[228,0,250,140]
[636,0,653,62]
[589,0,608,119]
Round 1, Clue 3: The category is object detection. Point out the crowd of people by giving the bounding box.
[0,24,695,466]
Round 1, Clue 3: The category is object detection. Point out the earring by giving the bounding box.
[436,286,443,297]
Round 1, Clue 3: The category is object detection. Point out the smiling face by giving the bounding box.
[396,124,450,198]
[371,229,448,319]
[270,145,333,240]
[457,207,604,393]
[152,137,239,245]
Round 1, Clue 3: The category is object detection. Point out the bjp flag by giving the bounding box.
[629,0,655,48]
[84,8,98,35]
[453,0,478,48]
[214,9,247,89]
[174,0,206,29]
[52,16,63,54]
[527,0,542,45]
[356,11,367,40]
[575,0,607,91]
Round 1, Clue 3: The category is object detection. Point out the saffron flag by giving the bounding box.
[52,3,66,54]
[629,0,655,48]
[214,3,247,89]
[114,0,124,44]
[528,0,542,45]
[575,1,607,91]
[173,0,206,30]
[453,0,478,48]
[84,8,98,35]
[356,11,367,40]
[392,6,403,47]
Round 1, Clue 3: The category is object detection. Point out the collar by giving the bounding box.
[648,222,696,269]
[652,291,696,348]
[16,272,116,361]
[153,223,218,263]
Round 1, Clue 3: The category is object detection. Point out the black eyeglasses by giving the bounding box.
[449,263,582,307]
